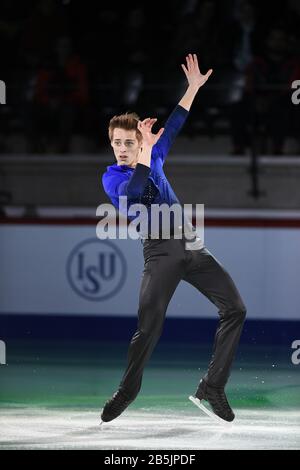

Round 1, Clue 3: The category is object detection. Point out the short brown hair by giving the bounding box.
[108,112,142,143]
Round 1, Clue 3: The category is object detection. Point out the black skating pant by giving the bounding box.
[119,237,246,398]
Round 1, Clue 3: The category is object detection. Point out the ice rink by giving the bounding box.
[1,407,300,450]
[0,340,299,450]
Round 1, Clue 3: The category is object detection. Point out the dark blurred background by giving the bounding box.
[0,0,300,156]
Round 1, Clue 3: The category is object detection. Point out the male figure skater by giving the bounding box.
[101,54,246,423]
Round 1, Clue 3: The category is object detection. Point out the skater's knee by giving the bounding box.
[139,319,164,338]
[137,299,167,337]
[138,310,165,338]
[139,299,166,321]
[222,301,246,320]
[235,302,247,319]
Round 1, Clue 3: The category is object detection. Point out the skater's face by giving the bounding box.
[111,128,142,168]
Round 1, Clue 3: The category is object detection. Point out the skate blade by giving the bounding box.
[189,396,233,427]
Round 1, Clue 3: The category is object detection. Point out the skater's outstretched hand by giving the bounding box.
[137,118,164,147]
[181,53,213,90]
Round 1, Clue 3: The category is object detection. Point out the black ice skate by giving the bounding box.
[189,379,235,424]
[100,390,134,423]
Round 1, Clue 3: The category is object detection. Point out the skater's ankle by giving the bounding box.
[118,388,137,401]
[201,378,226,390]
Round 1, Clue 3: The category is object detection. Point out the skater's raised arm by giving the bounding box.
[153,54,213,163]
[179,54,213,111]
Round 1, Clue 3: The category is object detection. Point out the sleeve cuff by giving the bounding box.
[126,163,151,196]
[176,104,189,116]
[135,163,151,176]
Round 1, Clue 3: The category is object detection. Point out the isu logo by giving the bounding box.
[66,238,126,301]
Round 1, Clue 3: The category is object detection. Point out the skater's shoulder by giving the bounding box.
[104,163,134,176]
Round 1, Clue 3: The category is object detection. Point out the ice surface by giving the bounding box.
[0,407,299,450]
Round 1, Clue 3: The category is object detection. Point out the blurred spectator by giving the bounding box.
[168,1,229,135]
[0,0,33,153]
[232,0,256,72]
[1,1,300,154]
[210,0,257,108]
[172,1,222,72]
[230,26,300,155]
[226,0,257,153]
[21,0,68,64]
[119,6,148,108]
[26,36,89,153]
[0,0,28,82]
[80,6,122,147]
